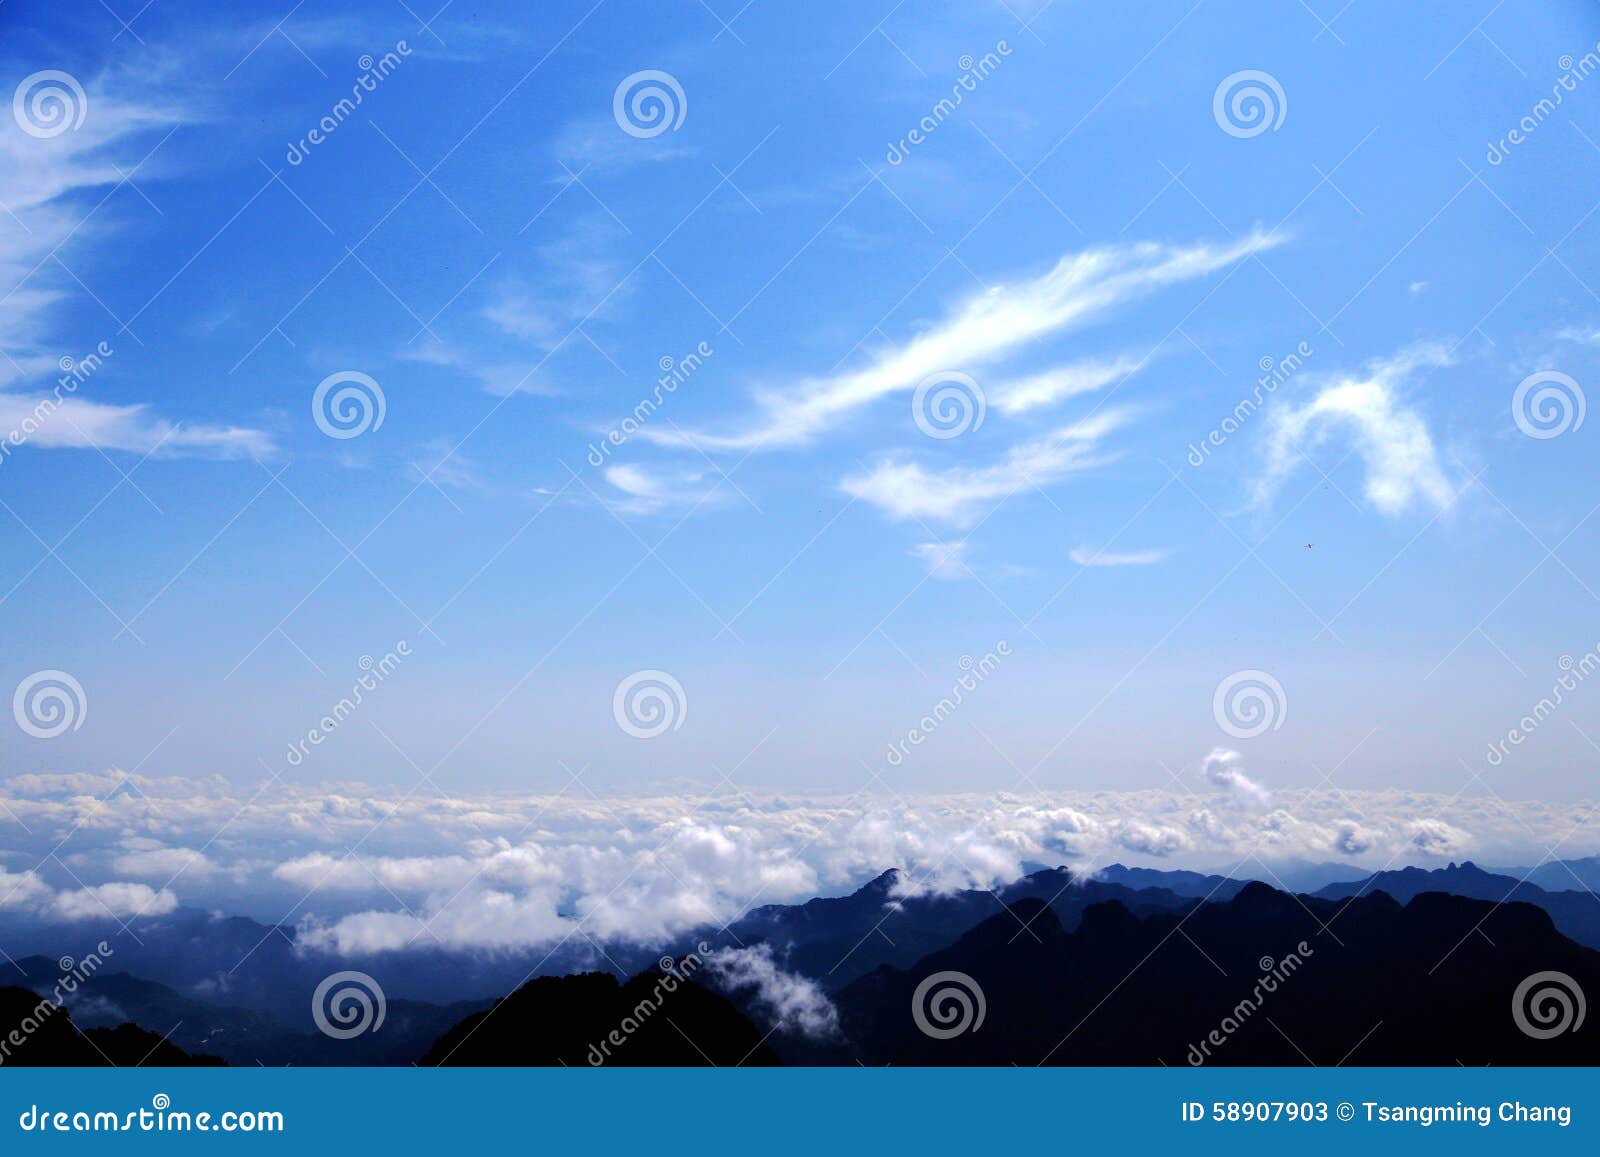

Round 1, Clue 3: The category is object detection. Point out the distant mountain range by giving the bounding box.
[1313,861,1600,951]
[1,858,1596,1066]
[5,955,489,1067]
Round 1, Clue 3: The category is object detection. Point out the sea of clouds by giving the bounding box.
[1,759,1593,956]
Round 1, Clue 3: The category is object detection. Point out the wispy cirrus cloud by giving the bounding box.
[0,393,274,458]
[991,353,1150,415]
[644,233,1278,453]
[603,462,728,515]
[842,408,1130,525]
[1069,545,1171,567]
[910,540,972,579]
[1,74,272,459]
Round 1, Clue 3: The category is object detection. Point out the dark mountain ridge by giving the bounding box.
[833,883,1600,1066]
[1314,861,1600,950]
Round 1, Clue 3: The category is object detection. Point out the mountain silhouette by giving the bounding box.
[1495,854,1600,894]
[833,884,1600,1065]
[703,866,1206,988]
[1314,862,1600,950]
[0,986,222,1066]
[421,970,778,1066]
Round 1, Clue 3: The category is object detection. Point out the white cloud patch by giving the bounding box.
[0,76,272,460]
[482,218,630,355]
[1407,818,1471,858]
[1069,545,1171,567]
[399,341,559,399]
[51,882,177,921]
[111,843,214,879]
[705,943,840,1039]
[911,540,972,579]
[1199,747,1272,808]
[645,233,1277,452]
[842,409,1129,525]
[603,463,727,515]
[991,354,1149,415]
[1254,346,1458,517]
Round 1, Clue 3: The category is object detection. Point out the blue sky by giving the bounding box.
[4,0,1600,810]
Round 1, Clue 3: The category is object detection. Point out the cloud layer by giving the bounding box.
[0,769,1590,956]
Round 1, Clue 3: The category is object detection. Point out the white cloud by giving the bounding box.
[482,218,629,354]
[911,540,972,579]
[1069,545,1171,567]
[992,354,1149,415]
[111,844,214,879]
[706,944,840,1039]
[51,881,177,921]
[1407,818,1470,858]
[0,76,272,460]
[645,233,1277,452]
[1199,747,1272,808]
[0,393,273,458]
[0,770,1587,954]
[1254,346,1458,517]
[603,463,726,515]
[0,867,53,908]
[399,341,559,398]
[842,409,1128,525]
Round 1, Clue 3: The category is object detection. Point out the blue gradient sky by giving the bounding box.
[4,0,1600,802]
